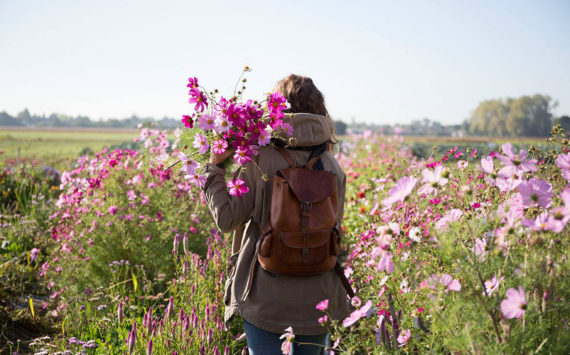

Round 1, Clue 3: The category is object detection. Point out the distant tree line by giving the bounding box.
[0,109,180,129]
[464,94,557,137]
[2,95,567,138]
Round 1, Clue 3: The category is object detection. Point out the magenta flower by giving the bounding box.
[188,88,208,112]
[382,176,418,207]
[233,147,252,166]
[227,178,249,197]
[193,133,210,155]
[280,327,295,355]
[315,299,329,311]
[318,315,328,324]
[268,92,287,113]
[501,286,527,319]
[108,206,118,215]
[186,77,199,88]
[397,329,411,347]
[517,178,553,208]
[212,139,229,155]
[146,338,153,355]
[181,115,194,128]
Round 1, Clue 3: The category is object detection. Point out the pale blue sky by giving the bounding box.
[1,0,569,124]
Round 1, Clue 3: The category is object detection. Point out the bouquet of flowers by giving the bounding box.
[170,66,293,196]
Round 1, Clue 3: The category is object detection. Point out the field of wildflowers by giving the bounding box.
[2,124,569,354]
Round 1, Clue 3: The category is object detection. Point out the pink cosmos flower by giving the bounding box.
[439,274,461,292]
[457,160,468,171]
[127,190,137,201]
[315,299,329,311]
[377,252,394,274]
[479,156,495,175]
[318,315,328,324]
[522,212,560,232]
[193,133,210,155]
[281,122,294,136]
[258,129,271,146]
[227,178,249,197]
[517,178,553,208]
[484,275,504,296]
[212,139,229,155]
[198,114,216,131]
[495,168,523,192]
[472,238,487,261]
[434,209,463,230]
[214,115,231,134]
[30,248,40,261]
[382,176,418,207]
[342,300,374,327]
[181,159,199,176]
[188,88,208,112]
[423,165,448,186]
[233,147,252,166]
[556,152,570,182]
[497,143,537,173]
[280,327,295,355]
[397,329,411,347]
[501,286,527,319]
[188,173,206,188]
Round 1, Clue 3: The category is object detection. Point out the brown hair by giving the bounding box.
[273,74,329,116]
[273,74,337,150]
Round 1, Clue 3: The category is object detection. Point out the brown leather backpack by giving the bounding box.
[258,147,340,275]
[244,147,354,299]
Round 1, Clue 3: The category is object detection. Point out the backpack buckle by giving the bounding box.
[302,247,309,263]
[301,201,312,211]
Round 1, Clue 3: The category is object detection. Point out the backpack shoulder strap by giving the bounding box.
[276,147,297,168]
[305,154,322,170]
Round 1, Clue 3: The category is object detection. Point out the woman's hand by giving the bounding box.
[209,149,234,166]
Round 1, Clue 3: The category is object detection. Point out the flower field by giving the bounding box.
[1,125,569,354]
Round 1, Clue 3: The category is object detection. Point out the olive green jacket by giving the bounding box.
[202,113,349,335]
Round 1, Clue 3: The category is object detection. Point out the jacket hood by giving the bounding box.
[281,113,333,147]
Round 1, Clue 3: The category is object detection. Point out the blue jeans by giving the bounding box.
[243,319,329,355]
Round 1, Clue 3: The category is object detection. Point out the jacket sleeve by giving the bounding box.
[201,161,259,233]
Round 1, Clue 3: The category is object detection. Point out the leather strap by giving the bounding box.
[305,155,321,170]
[276,147,297,168]
[335,261,355,298]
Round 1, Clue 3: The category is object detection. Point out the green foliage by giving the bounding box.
[466,94,555,137]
